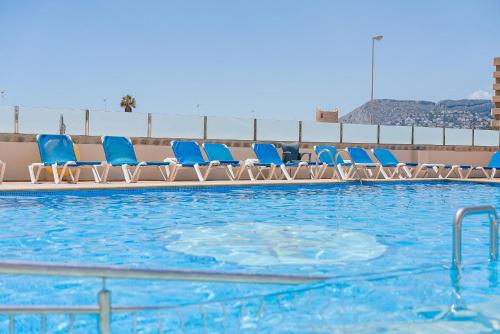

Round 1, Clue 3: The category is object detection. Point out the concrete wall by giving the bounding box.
[1,134,497,181]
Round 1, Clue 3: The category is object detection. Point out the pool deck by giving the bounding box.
[0,178,497,192]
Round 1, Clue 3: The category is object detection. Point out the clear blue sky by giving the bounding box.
[1,0,499,119]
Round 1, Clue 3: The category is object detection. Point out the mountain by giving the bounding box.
[340,99,494,129]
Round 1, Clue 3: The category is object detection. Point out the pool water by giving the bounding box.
[0,181,499,333]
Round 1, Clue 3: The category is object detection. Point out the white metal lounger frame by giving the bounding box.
[29,161,103,184]
[473,167,498,179]
[29,135,103,184]
[100,161,172,184]
[446,166,498,180]
[411,164,447,179]
[100,137,172,184]
[169,160,229,182]
[369,149,412,180]
[444,165,474,179]
[245,160,310,181]
[249,144,312,181]
[201,143,249,181]
[343,149,383,180]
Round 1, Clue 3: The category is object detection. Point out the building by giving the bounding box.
[492,57,500,128]
[315,108,339,123]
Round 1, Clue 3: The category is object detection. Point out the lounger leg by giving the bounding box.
[157,166,168,181]
[281,165,292,180]
[193,164,205,181]
[51,164,61,184]
[234,165,245,180]
[91,166,102,183]
[169,165,180,181]
[121,165,132,183]
[74,168,82,183]
[100,165,111,183]
[491,168,497,179]
[379,167,390,180]
[0,161,5,184]
[225,165,236,180]
[131,166,142,183]
[247,166,256,181]
[28,164,37,184]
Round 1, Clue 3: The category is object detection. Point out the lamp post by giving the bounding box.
[371,35,383,102]
[370,35,383,124]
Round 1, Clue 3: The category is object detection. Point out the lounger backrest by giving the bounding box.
[203,143,234,161]
[372,148,399,166]
[102,136,139,166]
[253,144,283,165]
[347,147,373,164]
[314,146,345,164]
[172,141,206,165]
[37,134,77,164]
[488,151,500,168]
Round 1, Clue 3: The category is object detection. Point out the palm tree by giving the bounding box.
[120,95,136,112]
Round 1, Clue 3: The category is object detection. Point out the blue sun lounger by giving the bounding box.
[371,148,450,179]
[462,151,500,179]
[345,147,384,179]
[101,136,172,183]
[202,143,248,180]
[314,145,356,180]
[251,143,312,180]
[29,134,104,184]
[171,140,235,181]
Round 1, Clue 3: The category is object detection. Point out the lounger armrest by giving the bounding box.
[244,159,259,167]
[164,158,178,164]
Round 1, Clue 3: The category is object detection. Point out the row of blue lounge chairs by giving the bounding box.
[25,134,500,184]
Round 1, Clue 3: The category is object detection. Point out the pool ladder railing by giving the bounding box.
[452,205,498,268]
[315,148,363,181]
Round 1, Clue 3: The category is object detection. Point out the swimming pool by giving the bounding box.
[0,181,499,333]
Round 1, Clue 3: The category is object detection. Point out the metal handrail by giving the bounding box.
[336,149,363,181]
[315,148,362,181]
[0,260,329,334]
[452,206,498,268]
[0,260,328,285]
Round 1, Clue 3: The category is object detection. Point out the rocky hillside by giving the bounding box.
[340,99,493,129]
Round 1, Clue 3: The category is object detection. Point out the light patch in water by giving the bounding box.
[165,222,386,266]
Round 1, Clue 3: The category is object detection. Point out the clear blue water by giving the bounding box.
[0,181,499,333]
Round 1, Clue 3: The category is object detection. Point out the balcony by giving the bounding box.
[494,83,500,91]
[495,57,500,66]
[491,119,500,128]
[494,71,500,78]
[493,96,500,103]
[491,108,500,116]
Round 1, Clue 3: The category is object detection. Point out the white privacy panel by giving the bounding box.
[257,119,299,141]
[301,121,340,143]
[414,127,443,145]
[342,123,377,144]
[0,106,14,133]
[62,109,86,135]
[207,116,253,140]
[90,111,148,137]
[379,125,412,144]
[444,128,472,146]
[152,114,204,139]
[19,106,61,134]
[474,130,499,147]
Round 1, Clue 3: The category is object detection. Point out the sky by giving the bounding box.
[0,0,499,120]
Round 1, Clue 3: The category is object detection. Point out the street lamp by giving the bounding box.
[371,35,383,102]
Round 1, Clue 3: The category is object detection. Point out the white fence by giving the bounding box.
[0,106,499,147]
